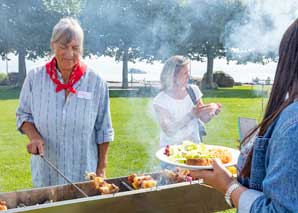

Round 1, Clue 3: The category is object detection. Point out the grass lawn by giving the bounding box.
[0,85,268,197]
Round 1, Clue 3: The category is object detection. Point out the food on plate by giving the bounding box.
[0,200,7,210]
[227,166,237,175]
[186,158,213,166]
[85,172,119,195]
[164,141,232,166]
[209,148,232,164]
[127,174,157,189]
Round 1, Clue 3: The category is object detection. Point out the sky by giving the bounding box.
[0,54,277,83]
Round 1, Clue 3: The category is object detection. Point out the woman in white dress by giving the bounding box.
[153,55,221,148]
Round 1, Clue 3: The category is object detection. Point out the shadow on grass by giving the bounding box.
[0,86,21,100]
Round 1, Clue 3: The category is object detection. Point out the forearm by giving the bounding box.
[230,186,247,208]
[161,112,194,136]
[97,142,109,169]
[21,122,45,155]
[21,122,42,140]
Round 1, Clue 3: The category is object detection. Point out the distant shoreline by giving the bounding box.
[0,54,277,84]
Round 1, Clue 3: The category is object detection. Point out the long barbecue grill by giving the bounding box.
[0,172,232,213]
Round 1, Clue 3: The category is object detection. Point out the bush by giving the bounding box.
[213,71,234,87]
[8,72,24,86]
[0,73,9,86]
[201,73,218,89]
[137,86,159,97]
[190,76,202,88]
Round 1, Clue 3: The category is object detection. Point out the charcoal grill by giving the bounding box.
[0,172,232,213]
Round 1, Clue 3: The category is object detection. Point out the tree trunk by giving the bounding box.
[122,48,129,89]
[206,51,214,88]
[203,47,217,89]
[18,48,26,85]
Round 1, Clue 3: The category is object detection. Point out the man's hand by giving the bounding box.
[27,138,45,155]
[96,167,106,179]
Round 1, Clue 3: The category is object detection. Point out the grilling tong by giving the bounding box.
[40,155,88,198]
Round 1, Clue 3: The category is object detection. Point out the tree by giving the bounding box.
[0,0,83,84]
[265,76,271,85]
[0,1,13,57]
[82,0,173,88]
[178,0,245,89]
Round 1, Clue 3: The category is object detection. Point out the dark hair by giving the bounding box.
[240,19,298,177]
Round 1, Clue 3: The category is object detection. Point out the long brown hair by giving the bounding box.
[240,19,298,177]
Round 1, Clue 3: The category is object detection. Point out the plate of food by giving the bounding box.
[156,141,240,170]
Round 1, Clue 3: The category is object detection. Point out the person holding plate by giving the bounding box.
[16,17,114,187]
[190,19,298,212]
[153,55,221,148]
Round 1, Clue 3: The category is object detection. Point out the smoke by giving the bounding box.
[225,0,298,59]
[80,0,298,175]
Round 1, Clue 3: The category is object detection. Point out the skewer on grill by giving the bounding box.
[40,155,88,198]
[120,181,134,191]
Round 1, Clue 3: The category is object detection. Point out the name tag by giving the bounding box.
[77,91,92,100]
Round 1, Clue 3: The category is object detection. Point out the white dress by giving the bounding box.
[153,84,203,147]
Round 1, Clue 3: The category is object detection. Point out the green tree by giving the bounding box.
[0,1,13,57]
[82,0,172,88]
[0,0,83,84]
[185,0,244,89]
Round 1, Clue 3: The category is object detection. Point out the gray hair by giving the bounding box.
[160,55,190,91]
[51,17,84,54]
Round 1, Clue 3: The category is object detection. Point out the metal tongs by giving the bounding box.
[40,155,88,198]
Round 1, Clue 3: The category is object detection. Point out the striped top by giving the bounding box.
[16,65,114,187]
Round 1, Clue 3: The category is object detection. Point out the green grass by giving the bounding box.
[0,85,268,196]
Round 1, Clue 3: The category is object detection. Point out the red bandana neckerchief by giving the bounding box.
[45,57,87,94]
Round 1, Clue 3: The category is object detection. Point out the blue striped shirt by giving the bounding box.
[16,65,114,187]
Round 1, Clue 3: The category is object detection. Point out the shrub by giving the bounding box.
[213,71,234,87]
[0,73,9,86]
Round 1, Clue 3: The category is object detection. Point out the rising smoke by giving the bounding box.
[225,0,298,60]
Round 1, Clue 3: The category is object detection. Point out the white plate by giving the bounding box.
[155,144,240,170]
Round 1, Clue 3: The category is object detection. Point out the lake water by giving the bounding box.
[0,54,277,83]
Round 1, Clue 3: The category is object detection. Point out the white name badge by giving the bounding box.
[77,91,92,100]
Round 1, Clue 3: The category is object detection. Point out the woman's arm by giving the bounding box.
[153,104,194,137]
[21,122,44,155]
[189,159,248,208]
[248,122,298,212]
[196,98,204,106]
[96,142,109,178]
[94,82,114,177]
[190,121,298,212]
[16,71,44,155]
